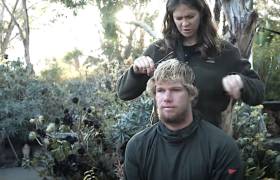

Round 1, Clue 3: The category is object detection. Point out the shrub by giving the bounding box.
[233,103,280,180]
[0,60,50,141]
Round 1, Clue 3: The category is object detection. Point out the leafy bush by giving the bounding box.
[0,60,50,141]
[24,97,114,179]
[23,88,152,180]
[233,104,280,180]
[104,93,152,160]
[6,58,280,180]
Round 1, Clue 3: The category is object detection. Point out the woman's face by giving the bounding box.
[173,4,201,45]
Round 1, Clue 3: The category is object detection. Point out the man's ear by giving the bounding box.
[188,94,195,101]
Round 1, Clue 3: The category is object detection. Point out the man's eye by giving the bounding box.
[157,89,163,92]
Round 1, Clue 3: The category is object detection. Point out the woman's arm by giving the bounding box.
[116,67,150,100]
[236,59,265,105]
[116,40,164,101]
[225,43,265,105]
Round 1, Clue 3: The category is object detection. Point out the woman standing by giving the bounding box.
[116,0,265,128]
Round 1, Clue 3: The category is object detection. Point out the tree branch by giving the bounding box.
[11,0,20,14]
[0,0,5,44]
[120,19,159,39]
[28,1,40,10]
[214,0,222,25]
[8,32,19,42]
[22,0,29,42]
[1,0,25,42]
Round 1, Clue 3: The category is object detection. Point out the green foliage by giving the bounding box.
[63,47,83,72]
[233,104,267,139]
[52,0,89,9]
[50,139,70,160]
[108,95,152,147]
[253,1,280,101]
[243,163,267,180]
[253,28,280,100]
[25,98,113,179]
[0,60,49,141]
[6,56,280,180]
[233,104,280,180]
[95,0,123,61]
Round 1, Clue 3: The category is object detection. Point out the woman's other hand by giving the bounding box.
[222,74,244,100]
[133,56,155,76]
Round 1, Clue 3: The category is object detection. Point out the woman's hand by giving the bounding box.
[133,56,155,76]
[222,74,244,100]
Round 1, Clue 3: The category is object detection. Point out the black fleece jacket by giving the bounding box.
[123,111,243,180]
[116,39,265,126]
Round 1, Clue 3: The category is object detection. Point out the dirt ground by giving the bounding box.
[0,167,41,180]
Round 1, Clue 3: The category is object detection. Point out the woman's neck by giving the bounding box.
[182,36,198,46]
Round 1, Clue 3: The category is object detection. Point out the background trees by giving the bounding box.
[0,0,50,75]
[252,0,280,100]
[0,0,280,179]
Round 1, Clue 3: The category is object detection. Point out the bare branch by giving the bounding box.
[0,0,5,44]
[93,23,103,47]
[213,0,222,25]
[2,0,20,49]
[11,0,20,14]
[28,2,40,10]
[2,21,15,44]
[121,19,159,39]
[1,0,25,41]
[8,32,19,43]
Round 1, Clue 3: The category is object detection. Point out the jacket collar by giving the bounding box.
[175,36,200,61]
[156,110,203,145]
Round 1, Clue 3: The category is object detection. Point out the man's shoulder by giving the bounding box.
[199,120,237,146]
[127,123,158,146]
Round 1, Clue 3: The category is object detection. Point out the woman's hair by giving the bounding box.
[146,59,198,104]
[161,0,221,58]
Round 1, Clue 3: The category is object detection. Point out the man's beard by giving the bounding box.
[157,107,189,124]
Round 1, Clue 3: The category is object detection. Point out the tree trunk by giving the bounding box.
[1,21,16,56]
[213,0,222,26]
[0,0,20,60]
[1,0,34,75]
[22,0,34,75]
[219,0,257,59]
[0,1,5,60]
[123,26,137,59]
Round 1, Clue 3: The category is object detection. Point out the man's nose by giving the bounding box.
[163,91,172,102]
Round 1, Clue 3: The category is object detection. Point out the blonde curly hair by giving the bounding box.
[146,59,198,104]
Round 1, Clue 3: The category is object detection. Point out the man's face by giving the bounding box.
[156,81,194,124]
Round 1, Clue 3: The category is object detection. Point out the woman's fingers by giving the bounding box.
[222,75,244,99]
[133,56,155,76]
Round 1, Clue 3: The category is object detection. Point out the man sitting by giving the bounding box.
[122,59,242,180]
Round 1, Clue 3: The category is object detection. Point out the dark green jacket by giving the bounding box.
[116,39,265,126]
[123,111,243,180]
